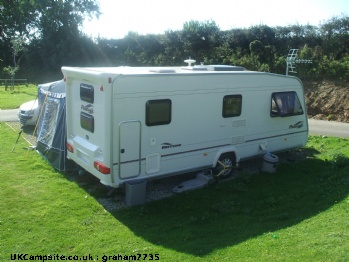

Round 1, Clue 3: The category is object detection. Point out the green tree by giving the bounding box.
[223,28,249,53]
[0,0,36,69]
[248,40,276,71]
[3,36,26,90]
[159,30,184,65]
[180,20,221,63]
[249,40,264,57]
[247,25,275,46]
[320,15,349,59]
[0,0,100,78]
[33,0,100,70]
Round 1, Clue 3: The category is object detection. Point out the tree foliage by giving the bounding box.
[0,0,100,80]
[3,36,26,90]
[0,5,348,82]
[92,16,348,80]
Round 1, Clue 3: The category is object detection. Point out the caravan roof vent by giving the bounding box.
[149,68,176,73]
[206,65,246,71]
[181,65,208,71]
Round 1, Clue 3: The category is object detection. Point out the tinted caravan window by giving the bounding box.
[223,95,242,118]
[81,112,94,132]
[146,99,172,126]
[80,84,94,103]
[271,91,304,117]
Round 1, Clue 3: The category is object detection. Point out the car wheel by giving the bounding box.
[214,153,235,179]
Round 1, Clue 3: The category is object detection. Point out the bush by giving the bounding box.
[320,55,349,80]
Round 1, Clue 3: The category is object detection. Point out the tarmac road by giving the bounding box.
[308,119,349,139]
[1,109,349,139]
[0,109,18,122]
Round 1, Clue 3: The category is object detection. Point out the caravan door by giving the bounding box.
[118,121,141,179]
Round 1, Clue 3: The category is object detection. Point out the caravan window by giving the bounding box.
[223,95,242,118]
[81,112,94,132]
[80,84,94,103]
[271,91,304,117]
[146,99,172,126]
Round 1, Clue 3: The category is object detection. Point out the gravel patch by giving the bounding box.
[71,159,267,212]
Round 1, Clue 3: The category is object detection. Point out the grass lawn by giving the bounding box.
[0,84,38,109]
[1,122,348,261]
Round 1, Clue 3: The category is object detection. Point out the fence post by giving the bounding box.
[1,79,28,90]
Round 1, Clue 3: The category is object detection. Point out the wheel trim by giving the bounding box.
[217,158,233,177]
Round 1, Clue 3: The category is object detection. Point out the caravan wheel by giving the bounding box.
[214,153,235,179]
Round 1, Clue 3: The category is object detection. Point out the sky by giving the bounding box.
[83,0,348,39]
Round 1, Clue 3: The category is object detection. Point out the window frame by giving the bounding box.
[80,83,94,103]
[222,94,242,118]
[80,112,94,133]
[145,99,172,126]
[270,91,304,118]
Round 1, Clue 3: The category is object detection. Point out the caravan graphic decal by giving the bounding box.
[81,104,94,114]
[161,143,182,149]
[289,121,304,129]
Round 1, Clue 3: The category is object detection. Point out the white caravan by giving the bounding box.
[62,61,308,188]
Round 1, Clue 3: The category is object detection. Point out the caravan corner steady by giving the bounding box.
[62,60,308,188]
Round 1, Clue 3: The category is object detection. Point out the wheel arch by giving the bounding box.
[212,147,240,168]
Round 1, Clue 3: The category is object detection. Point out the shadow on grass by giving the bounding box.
[8,122,348,258]
[107,152,349,256]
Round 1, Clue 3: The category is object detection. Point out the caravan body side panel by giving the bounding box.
[110,73,308,186]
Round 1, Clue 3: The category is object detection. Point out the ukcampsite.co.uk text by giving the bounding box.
[10,253,160,261]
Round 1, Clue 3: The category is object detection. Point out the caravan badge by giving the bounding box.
[289,121,304,129]
[81,104,94,114]
[161,143,182,149]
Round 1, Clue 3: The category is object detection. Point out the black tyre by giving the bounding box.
[213,153,235,179]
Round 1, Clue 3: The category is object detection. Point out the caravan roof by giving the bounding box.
[64,64,249,76]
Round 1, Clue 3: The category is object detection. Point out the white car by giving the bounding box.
[18,99,39,126]
[17,80,65,126]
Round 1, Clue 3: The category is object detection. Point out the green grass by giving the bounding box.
[1,123,349,261]
[0,85,38,109]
